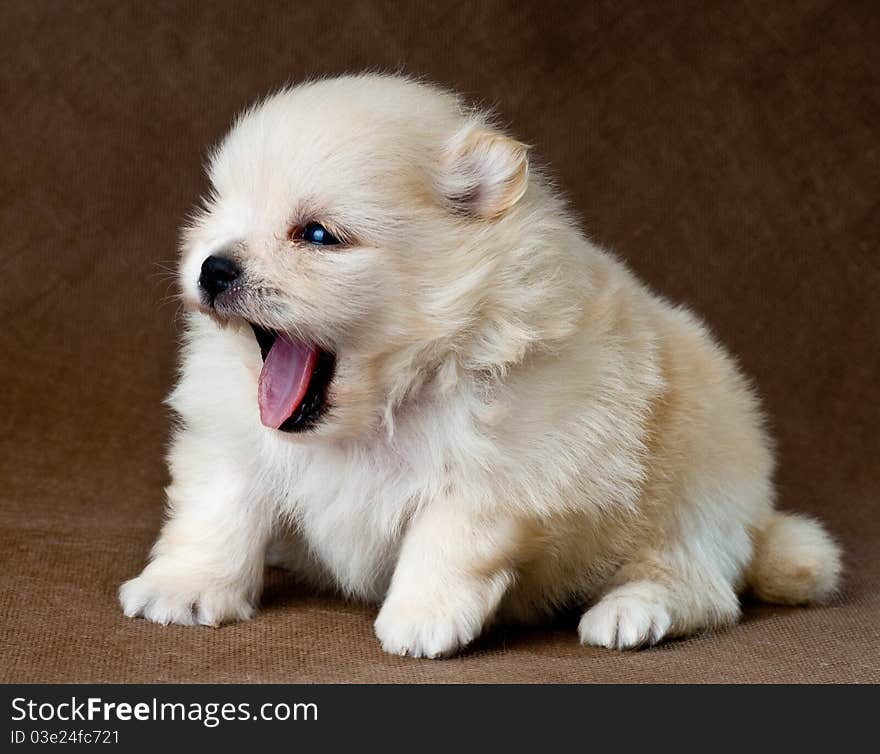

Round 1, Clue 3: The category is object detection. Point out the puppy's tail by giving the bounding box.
[747,512,842,605]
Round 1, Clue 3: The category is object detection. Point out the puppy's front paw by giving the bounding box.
[119,561,255,627]
[578,581,672,650]
[374,597,481,659]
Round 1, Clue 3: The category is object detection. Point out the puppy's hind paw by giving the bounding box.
[578,581,672,650]
[374,599,481,659]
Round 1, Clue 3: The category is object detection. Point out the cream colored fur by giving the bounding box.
[119,74,842,657]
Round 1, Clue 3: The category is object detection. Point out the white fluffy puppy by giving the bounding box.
[120,74,842,657]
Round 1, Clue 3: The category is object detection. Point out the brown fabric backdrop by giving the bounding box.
[1,0,877,683]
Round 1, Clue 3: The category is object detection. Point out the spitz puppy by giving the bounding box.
[120,75,841,657]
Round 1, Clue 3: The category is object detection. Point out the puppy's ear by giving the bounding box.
[439,122,530,219]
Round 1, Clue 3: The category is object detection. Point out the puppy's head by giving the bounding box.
[180,74,577,441]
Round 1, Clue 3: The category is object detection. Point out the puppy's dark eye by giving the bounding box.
[302,222,340,245]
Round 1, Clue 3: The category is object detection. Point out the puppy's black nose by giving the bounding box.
[198,255,241,303]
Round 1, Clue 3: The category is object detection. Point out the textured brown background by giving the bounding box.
[1,0,878,683]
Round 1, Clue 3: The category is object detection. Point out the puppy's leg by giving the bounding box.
[578,544,743,650]
[119,430,272,626]
[374,502,521,658]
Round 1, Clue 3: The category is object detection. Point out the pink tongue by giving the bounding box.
[257,335,319,429]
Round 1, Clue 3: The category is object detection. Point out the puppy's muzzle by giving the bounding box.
[198,255,241,306]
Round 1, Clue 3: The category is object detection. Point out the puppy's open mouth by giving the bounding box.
[250,324,335,432]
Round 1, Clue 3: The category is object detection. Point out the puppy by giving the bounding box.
[120,74,842,657]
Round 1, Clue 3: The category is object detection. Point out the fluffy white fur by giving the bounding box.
[120,74,842,657]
